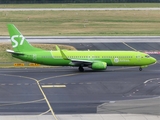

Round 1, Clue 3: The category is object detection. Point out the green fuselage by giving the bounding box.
[13,50,156,67]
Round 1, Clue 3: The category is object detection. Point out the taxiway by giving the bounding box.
[0,42,159,115]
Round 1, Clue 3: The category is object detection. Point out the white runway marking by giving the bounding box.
[0,73,58,120]
[42,85,66,88]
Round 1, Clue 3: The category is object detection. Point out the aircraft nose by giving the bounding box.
[151,57,157,64]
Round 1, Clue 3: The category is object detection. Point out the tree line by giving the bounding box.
[0,0,159,4]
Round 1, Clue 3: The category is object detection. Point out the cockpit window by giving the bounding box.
[145,55,150,58]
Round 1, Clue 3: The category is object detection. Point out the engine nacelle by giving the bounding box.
[91,62,107,70]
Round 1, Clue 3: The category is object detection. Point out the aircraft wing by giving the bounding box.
[56,45,94,66]
[69,59,94,66]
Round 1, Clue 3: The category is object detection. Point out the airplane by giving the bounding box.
[6,24,157,72]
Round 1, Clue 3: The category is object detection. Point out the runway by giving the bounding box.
[0,8,160,11]
[0,42,160,115]
[1,36,160,43]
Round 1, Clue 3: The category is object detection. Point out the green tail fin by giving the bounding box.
[7,24,40,52]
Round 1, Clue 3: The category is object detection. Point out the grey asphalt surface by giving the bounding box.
[0,8,160,11]
[1,36,160,43]
[0,42,160,115]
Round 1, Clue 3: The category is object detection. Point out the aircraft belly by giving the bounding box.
[39,59,70,66]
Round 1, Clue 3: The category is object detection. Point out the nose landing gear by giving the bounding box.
[139,65,148,71]
[139,67,142,71]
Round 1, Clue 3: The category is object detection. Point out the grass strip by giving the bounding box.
[0,10,160,36]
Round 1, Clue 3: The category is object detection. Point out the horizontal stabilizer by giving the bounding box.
[6,49,24,55]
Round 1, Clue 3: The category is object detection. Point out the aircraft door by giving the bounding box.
[33,54,37,61]
[136,54,141,61]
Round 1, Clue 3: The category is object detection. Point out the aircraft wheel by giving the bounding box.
[79,66,84,72]
[139,67,142,71]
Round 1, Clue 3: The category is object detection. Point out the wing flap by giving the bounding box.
[70,59,93,66]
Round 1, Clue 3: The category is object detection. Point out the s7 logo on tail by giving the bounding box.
[11,35,25,48]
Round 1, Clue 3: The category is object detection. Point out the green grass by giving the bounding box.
[0,43,76,66]
[1,10,160,36]
[0,3,160,8]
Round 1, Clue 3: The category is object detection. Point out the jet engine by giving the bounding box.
[91,62,107,70]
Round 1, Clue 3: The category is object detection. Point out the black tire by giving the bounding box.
[79,66,84,72]
[139,67,142,71]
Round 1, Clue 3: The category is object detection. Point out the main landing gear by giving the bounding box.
[79,66,84,72]
[139,67,142,71]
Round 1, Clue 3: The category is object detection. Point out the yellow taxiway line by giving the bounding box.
[0,73,80,120]
[0,73,58,120]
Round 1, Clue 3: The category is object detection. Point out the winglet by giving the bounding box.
[55,45,60,51]
[56,45,69,60]
[60,50,69,60]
